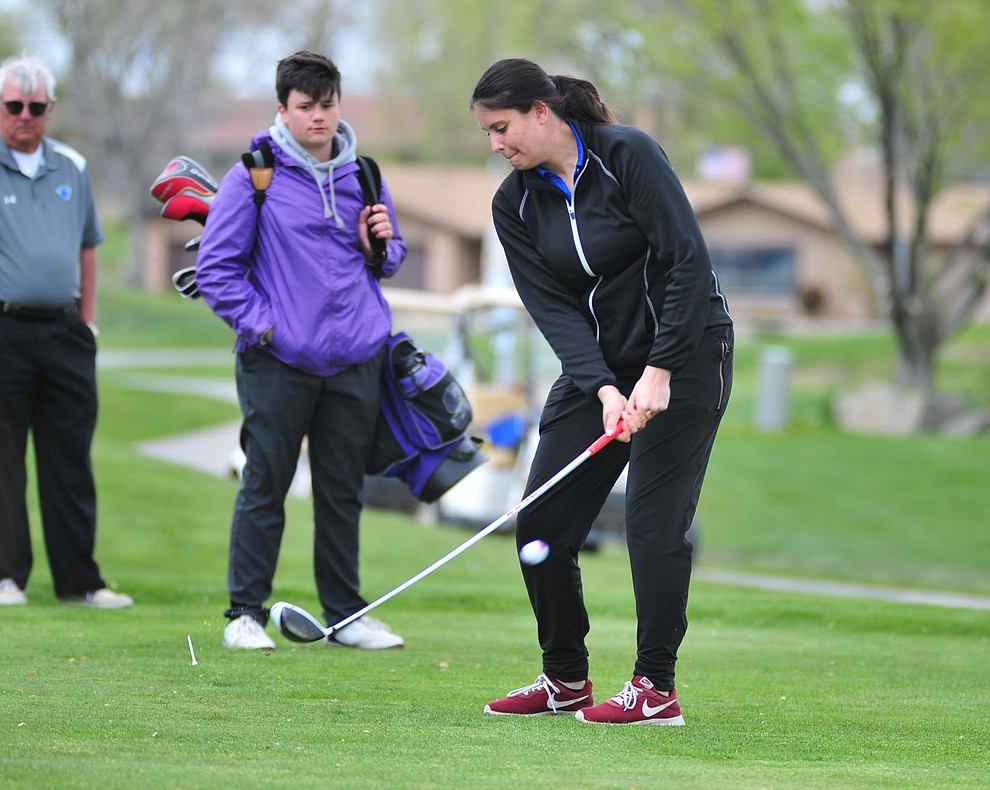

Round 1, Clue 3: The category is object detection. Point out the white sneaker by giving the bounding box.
[223,614,276,651]
[58,587,133,608]
[326,616,404,649]
[0,578,27,605]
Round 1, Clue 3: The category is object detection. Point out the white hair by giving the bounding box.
[0,56,57,101]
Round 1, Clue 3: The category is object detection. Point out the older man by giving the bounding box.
[0,55,131,608]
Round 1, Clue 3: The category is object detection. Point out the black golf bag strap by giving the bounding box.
[355,155,387,277]
[240,144,387,277]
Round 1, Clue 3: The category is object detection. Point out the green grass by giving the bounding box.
[2,506,987,788]
[96,286,233,349]
[1,285,988,788]
[700,430,990,593]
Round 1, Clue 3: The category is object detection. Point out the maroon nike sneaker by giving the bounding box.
[575,675,685,725]
[484,674,594,716]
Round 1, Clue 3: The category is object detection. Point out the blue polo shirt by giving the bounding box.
[0,137,104,308]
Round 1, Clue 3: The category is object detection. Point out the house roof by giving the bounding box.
[187,102,990,247]
[687,182,832,232]
[685,180,990,245]
[383,163,507,237]
[191,97,421,158]
[382,163,990,247]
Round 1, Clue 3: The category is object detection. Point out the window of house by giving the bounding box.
[709,248,795,294]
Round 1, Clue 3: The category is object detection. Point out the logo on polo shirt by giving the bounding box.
[56,185,73,201]
[2,194,16,205]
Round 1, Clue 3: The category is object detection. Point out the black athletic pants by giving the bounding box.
[227,345,384,624]
[515,325,733,691]
[0,311,105,597]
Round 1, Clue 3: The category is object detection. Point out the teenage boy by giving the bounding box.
[196,51,407,650]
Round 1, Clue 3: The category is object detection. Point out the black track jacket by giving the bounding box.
[491,120,732,398]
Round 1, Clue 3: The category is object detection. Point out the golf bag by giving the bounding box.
[368,332,487,503]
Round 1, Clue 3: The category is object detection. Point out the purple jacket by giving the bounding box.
[195,132,406,377]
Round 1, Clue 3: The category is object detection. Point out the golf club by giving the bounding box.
[150,155,218,204]
[171,266,200,299]
[150,156,213,299]
[270,417,626,643]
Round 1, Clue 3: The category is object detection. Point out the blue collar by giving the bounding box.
[536,119,585,199]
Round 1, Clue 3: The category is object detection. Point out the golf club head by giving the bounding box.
[151,155,218,204]
[269,601,328,643]
[171,266,200,299]
[161,193,210,225]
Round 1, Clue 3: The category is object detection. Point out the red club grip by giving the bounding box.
[588,416,625,455]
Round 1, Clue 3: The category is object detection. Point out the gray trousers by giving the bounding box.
[228,345,384,624]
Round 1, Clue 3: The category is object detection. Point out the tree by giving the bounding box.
[27,0,363,286]
[377,0,990,407]
[0,7,22,57]
[27,0,255,285]
[376,0,607,161]
[641,0,990,398]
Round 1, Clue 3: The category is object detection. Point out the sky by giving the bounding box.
[1,0,70,71]
[0,0,378,97]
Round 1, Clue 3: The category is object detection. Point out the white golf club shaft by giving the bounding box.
[325,419,624,637]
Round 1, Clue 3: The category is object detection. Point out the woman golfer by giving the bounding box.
[472,58,733,725]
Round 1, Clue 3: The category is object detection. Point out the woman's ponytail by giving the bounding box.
[471,58,616,125]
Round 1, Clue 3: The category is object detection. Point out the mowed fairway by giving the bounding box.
[1,503,986,788]
[0,291,987,788]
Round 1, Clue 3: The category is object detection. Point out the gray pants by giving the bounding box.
[228,345,384,624]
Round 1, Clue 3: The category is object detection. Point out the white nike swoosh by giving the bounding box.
[547,694,590,710]
[641,698,677,717]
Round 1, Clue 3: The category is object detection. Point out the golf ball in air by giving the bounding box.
[519,540,550,565]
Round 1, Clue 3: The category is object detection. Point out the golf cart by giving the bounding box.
[365,284,629,547]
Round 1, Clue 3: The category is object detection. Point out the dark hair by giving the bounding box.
[276,51,342,107]
[470,58,616,124]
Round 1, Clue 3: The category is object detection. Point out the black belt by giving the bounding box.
[0,301,78,320]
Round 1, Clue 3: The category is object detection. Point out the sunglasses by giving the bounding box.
[3,100,51,117]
